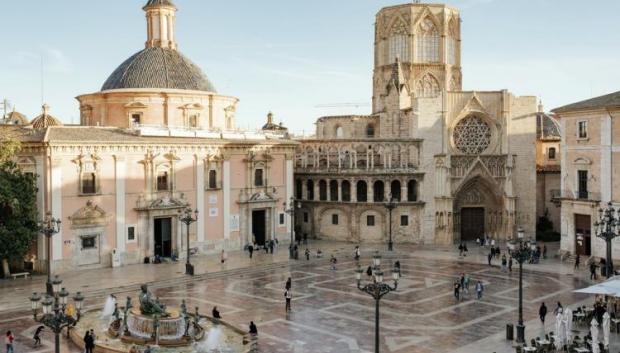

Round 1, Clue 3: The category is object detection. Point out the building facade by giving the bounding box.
[536,108,561,233]
[294,2,538,245]
[3,0,296,273]
[554,90,620,260]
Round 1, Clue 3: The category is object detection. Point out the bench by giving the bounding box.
[10,272,30,280]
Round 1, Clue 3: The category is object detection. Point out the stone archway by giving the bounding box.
[453,176,503,242]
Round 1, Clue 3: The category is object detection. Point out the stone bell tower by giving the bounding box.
[143,0,178,50]
[372,3,462,113]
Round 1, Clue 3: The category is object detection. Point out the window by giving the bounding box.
[341,180,351,202]
[578,121,588,139]
[390,180,401,201]
[329,180,338,201]
[373,180,384,202]
[81,235,97,249]
[388,20,409,63]
[366,124,375,138]
[332,214,339,225]
[131,113,141,125]
[254,168,264,187]
[303,212,309,223]
[548,147,556,160]
[208,170,218,189]
[407,180,418,201]
[157,170,169,191]
[279,213,285,225]
[319,180,327,201]
[127,226,136,241]
[357,181,368,202]
[336,126,344,138]
[81,172,97,194]
[295,179,303,199]
[416,73,440,98]
[307,180,314,200]
[415,18,439,63]
[578,170,588,199]
[447,19,458,65]
[401,215,409,226]
[367,215,375,226]
[189,114,198,128]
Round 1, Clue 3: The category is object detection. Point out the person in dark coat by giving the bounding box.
[212,306,221,319]
[487,252,493,266]
[575,254,581,269]
[249,321,258,335]
[590,262,597,280]
[248,244,254,259]
[84,329,94,353]
[33,325,44,346]
[539,302,547,323]
[366,265,373,277]
[285,277,292,291]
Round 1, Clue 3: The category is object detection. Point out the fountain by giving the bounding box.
[69,284,248,353]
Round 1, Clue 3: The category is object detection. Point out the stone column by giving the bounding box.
[196,157,205,243]
[286,155,294,234]
[337,180,342,201]
[51,157,63,262]
[367,179,373,202]
[351,179,357,202]
[114,155,126,254]
[223,157,231,240]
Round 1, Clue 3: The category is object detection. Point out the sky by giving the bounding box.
[1,0,619,134]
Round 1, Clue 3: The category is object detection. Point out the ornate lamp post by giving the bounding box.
[39,212,62,295]
[594,202,620,278]
[283,197,301,259]
[355,253,399,353]
[507,227,535,344]
[29,275,85,353]
[383,195,397,251]
[179,207,198,275]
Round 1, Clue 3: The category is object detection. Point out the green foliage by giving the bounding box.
[536,209,560,242]
[0,137,38,266]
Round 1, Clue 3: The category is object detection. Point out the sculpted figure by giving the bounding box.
[139,284,168,316]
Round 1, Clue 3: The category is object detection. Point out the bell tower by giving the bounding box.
[143,0,178,50]
[372,3,462,113]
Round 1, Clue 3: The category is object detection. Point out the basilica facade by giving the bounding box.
[294,2,538,245]
[2,0,296,272]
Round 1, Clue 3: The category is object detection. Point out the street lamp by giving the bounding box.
[355,252,399,353]
[283,197,301,259]
[39,212,62,295]
[178,207,198,276]
[29,275,84,353]
[594,202,620,278]
[507,227,534,344]
[383,194,397,251]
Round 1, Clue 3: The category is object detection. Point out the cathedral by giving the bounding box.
[294,2,539,245]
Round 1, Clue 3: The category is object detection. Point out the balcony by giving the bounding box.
[552,189,601,202]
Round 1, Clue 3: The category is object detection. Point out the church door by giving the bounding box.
[154,217,172,257]
[460,207,484,241]
[252,210,266,246]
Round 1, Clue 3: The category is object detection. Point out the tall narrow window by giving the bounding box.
[208,170,217,189]
[341,180,351,202]
[319,180,327,201]
[388,20,409,63]
[157,170,169,191]
[81,172,96,194]
[447,18,458,65]
[415,18,439,63]
[332,214,339,225]
[578,170,588,199]
[367,124,375,138]
[189,114,198,128]
[578,121,588,139]
[390,180,401,201]
[407,180,418,201]
[373,181,385,202]
[329,180,338,201]
[336,126,344,138]
[357,181,368,202]
[416,73,440,98]
[295,179,303,199]
[254,168,264,187]
[548,147,556,160]
[367,215,375,226]
[307,180,314,200]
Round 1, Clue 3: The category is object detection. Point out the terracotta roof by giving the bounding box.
[1,110,28,125]
[552,90,620,113]
[30,104,62,129]
[102,48,216,92]
[0,125,46,142]
[536,113,560,140]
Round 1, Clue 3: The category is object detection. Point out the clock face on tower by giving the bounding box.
[452,115,492,154]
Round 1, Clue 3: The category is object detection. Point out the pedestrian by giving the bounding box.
[463,273,470,293]
[33,326,44,347]
[553,301,563,315]
[490,246,495,258]
[143,345,153,353]
[285,277,292,291]
[539,302,547,323]
[212,306,222,319]
[575,254,580,269]
[495,246,501,259]
[476,237,480,247]
[264,242,269,253]
[269,240,274,254]
[476,281,484,299]
[330,255,337,270]
[220,249,227,264]
[508,256,513,273]
[249,321,258,335]
[542,244,547,259]
[453,280,460,301]
[248,244,254,259]
[5,331,14,353]
[305,248,310,260]
[366,265,373,277]
[487,252,493,266]
[463,243,468,257]
[354,246,361,261]
[590,262,597,280]
[284,289,292,311]
[84,329,94,353]
[394,260,401,278]
[459,273,465,291]
[458,243,464,256]
[293,244,299,260]
[501,254,507,272]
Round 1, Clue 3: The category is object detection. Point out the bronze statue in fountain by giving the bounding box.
[139,284,169,317]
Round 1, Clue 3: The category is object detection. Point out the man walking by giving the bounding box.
[475,281,484,300]
[5,331,14,353]
[284,289,292,311]
[508,257,513,273]
[453,280,460,301]
[590,261,597,280]
[248,244,254,259]
[463,273,470,294]
[501,254,507,272]
[354,246,361,261]
[539,302,547,323]
[487,252,493,266]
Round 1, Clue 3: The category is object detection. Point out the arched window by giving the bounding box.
[388,19,409,63]
[390,180,401,201]
[329,180,338,201]
[407,180,418,201]
[335,126,344,138]
[295,179,303,199]
[416,73,440,98]
[447,18,458,65]
[373,180,385,202]
[367,124,375,138]
[208,170,217,189]
[254,168,264,187]
[415,18,439,63]
[319,180,327,201]
[341,180,351,202]
[307,180,314,200]
[357,181,368,202]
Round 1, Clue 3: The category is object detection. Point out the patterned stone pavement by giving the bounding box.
[0,249,594,353]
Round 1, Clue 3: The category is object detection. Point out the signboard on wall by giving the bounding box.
[230,214,240,231]
[209,208,218,217]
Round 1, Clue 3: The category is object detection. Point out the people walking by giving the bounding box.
[249,321,258,335]
[539,302,547,323]
[330,255,338,270]
[220,249,227,264]
[542,244,547,259]
[394,260,401,278]
[463,243,468,256]
[285,277,292,291]
[463,274,470,294]
[305,248,310,260]
[487,252,493,266]
[84,329,94,353]
[5,331,14,353]
[284,289,292,311]
[248,244,254,259]
[33,326,44,347]
[501,254,507,272]
[366,265,373,277]
[508,257,513,273]
[575,254,580,269]
[458,243,464,256]
[454,280,461,301]
[476,281,484,299]
[459,273,465,291]
[590,261,597,280]
[354,246,361,261]
[553,301,563,315]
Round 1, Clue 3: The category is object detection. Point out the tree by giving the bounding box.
[0,136,38,276]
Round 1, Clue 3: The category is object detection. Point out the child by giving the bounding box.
[330,255,338,270]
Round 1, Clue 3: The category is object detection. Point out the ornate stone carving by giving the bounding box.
[69,200,108,228]
[461,189,482,205]
[453,116,492,154]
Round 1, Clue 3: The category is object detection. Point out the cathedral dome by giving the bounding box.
[30,104,62,129]
[101,47,216,92]
[3,110,28,125]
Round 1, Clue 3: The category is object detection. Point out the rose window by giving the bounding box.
[453,116,492,154]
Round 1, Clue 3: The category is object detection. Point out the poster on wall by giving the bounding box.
[230,214,240,231]
[209,208,218,217]
[209,195,217,204]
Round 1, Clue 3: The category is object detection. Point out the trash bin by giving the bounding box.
[506,323,514,340]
